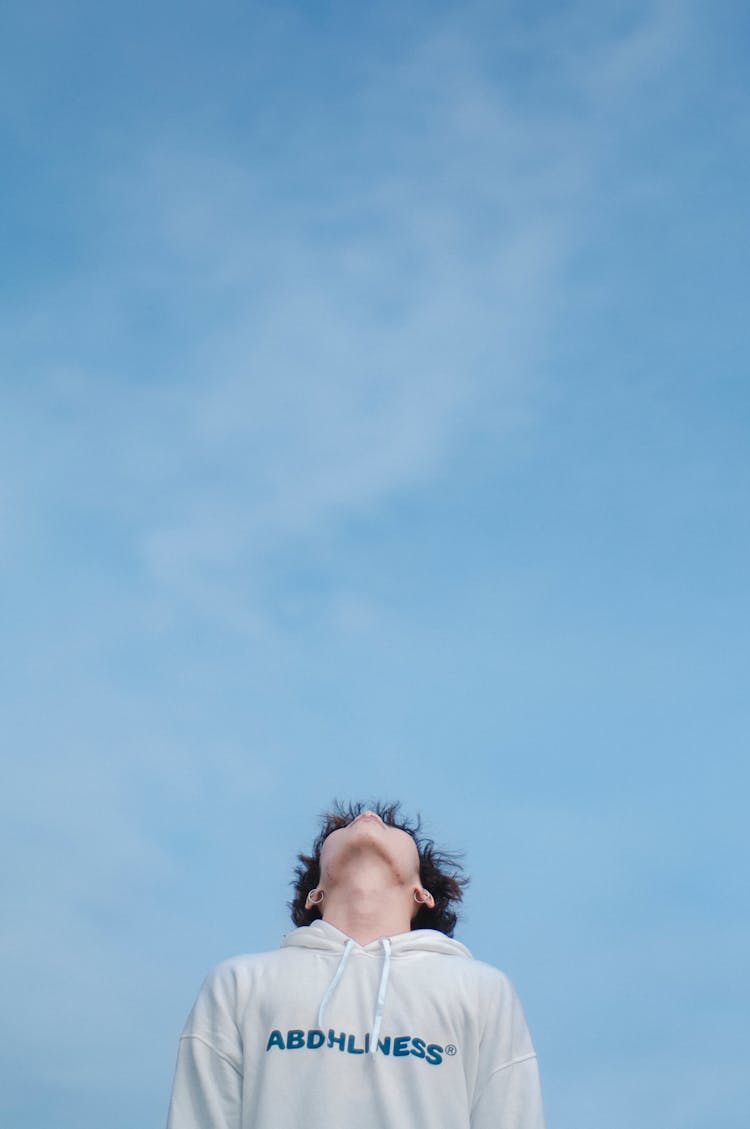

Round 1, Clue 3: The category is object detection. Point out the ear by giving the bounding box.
[413,887,435,908]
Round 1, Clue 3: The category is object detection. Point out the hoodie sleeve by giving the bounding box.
[470,1054,545,1129]
[470,972,546,1129]
[166,963,244,1129]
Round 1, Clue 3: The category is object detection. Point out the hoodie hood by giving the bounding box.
[282,919,473,959]
[281,921,472,1054]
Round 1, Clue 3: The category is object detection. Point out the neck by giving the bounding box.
[321,859,414,946]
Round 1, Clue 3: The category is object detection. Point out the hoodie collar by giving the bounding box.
[282,918,472,959]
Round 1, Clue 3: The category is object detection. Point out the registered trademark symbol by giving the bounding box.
[446,1044,457,1056]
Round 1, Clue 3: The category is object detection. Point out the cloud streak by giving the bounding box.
[2,14,601,622]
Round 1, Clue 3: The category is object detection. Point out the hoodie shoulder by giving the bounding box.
[198,946,292,998]
[208,948,280,976]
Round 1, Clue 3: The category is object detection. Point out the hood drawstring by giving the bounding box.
[317,938,355,1029]
[369,937,391,1055]
[316,936,393,1057]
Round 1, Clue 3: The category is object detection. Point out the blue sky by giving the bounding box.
[1,1,748,1127]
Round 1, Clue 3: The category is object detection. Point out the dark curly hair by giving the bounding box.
[289,800,468,936]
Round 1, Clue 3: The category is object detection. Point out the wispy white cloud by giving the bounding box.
[2,17,602,622]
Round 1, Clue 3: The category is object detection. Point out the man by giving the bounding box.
[166,801,545,1128]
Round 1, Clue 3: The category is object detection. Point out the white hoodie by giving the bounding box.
[166,921,545,1129]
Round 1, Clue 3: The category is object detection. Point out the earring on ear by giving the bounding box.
[306,889,325,907]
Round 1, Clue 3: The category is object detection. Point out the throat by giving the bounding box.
[321,866,414,946]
